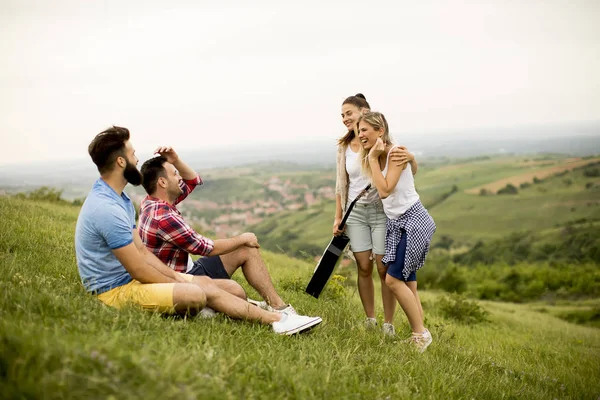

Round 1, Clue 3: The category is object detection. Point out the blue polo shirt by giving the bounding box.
[75,178,136,294]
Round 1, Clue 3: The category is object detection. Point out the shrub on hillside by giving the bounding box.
[453,225,600,265]
[436,265,467,294]
[519,182,531,189]
[436,293,489,324]
[583,168,600,177]
[497,184,518,195]
[326,275,350,300]
[557,306,600,328]
[432,235,454,250]
[15,186,67,204]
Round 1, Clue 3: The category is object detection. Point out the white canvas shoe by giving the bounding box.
[272,313,322,335]
[365,317,378,329]
[273,304,297,315]
[412,329,433,353]
[382,322,396,337]
[247,299,297,315]
[247,298,267,309]
[198,307,218,319]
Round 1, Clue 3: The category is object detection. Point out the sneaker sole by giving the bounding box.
[282,317,323,336]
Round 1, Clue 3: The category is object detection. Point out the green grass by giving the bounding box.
[1,196,600,399]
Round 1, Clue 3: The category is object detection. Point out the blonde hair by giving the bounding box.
[358,111,392,178]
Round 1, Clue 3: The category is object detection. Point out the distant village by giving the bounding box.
[133,176,337,239]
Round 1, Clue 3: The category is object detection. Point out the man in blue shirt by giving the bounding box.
[74,126,321,335]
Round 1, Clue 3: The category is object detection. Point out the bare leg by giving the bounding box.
[172,283,207,314]
[354,250,375,319]
[220,247,285,309]
[191,276,280,324]
[212,279,247,300]
[375,255,396,324]
[406,281,424,322]
[384,274,425,333]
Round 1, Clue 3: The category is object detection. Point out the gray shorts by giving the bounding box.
[345,201,387,255]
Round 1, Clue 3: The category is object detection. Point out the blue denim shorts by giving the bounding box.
[386,228,417,282]
[345,201,387,255]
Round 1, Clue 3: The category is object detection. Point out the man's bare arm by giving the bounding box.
[208,233,260,256]
[112,242,177,284]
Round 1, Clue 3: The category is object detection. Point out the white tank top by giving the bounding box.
[346,146,378,205]
[381,145,420,219]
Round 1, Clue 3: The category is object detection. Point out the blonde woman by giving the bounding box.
[334,94,417,335]
[357,111,435,352]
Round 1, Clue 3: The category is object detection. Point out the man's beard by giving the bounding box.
[124,160,142,186]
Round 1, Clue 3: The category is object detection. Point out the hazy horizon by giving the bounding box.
[2,0,599,166]
[0,120,597,168]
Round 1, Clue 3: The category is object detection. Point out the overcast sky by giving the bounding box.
[1,0,599,166]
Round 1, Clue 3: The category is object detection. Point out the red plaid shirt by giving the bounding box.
[139,175,214,272]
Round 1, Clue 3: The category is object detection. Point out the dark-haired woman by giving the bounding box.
[333,94,418,336]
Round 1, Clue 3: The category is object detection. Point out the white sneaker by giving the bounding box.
[247,298,266,308]
[274,304,297,315]
[412,329,433,353]
[272,313,322,335]
[199,306,218,319]
[382,322,396,337]
[365,317,378,329]
[247,299,297,315]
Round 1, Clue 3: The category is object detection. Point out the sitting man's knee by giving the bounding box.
[234,246,254,260]
[191,286,208,309]
[194,275,215,287]
[223,280,247,299]
[175,284,207,312]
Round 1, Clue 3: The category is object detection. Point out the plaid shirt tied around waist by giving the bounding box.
[382,200,436,280]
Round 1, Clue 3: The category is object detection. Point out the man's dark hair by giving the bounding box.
[140,156,168,195]
[88,126,130,174]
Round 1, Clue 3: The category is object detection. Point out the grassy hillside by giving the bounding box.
[1,196,600,399]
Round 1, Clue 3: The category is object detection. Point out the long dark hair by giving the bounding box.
[337,93,371,146]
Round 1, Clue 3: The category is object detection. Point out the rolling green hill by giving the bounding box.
[250,155,600,257]
[1,196,599,399]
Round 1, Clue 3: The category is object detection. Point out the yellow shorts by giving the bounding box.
[97,273,194,314]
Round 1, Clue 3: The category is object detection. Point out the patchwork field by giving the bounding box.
[465,157,600,194]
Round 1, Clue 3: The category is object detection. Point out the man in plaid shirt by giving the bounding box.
[139,147,295,314]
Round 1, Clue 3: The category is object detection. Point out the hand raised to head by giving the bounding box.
[368,137,386,159]
[154,146,180,164]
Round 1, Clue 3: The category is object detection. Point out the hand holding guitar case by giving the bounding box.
[305,184,372,298]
